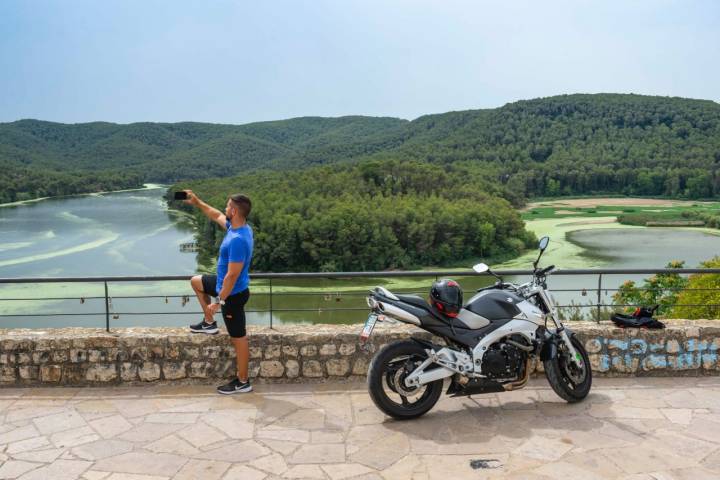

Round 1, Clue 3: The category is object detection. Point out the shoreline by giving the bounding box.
[0,183,168,208]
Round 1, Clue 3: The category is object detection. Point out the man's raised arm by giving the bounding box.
[184,190,227,230]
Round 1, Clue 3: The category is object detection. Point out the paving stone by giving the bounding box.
[117,424,184,443]
[145,413,198,424]
[516,436,575,461]
[12,448,65,463]
[17,459,92,480]
[6,435,50,454]
[173,459,230,480]
[177,422,227,448]
[50,426,100,449]
[196,440,269,463]
[283,464,325,479]
[249,453,289,475]
[289,444,346,464]
[222,464,267,480]
[89,414,134,439]
[0,460,42,479]
[272,409,325,430]
[92,452,187,476]
[0,425,40,445]
[321,463,376,480]
[143,434,197,456]
[71,439,134,461]
[201,410,255,439]
[256,428,310,444]
[349,432,409,470]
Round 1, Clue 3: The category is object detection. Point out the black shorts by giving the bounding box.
[200,274,249,338]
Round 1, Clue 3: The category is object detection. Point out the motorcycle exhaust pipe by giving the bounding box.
[376,302,421,326]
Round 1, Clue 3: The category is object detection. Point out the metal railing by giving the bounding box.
[1,268,720,330]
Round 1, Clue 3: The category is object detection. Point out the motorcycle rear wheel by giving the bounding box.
[367,340,443,420]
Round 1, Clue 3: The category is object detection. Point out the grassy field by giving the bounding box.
[522,197,720,226]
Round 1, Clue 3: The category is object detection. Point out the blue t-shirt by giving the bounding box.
[216,221,253,296]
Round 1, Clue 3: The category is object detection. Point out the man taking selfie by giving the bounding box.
[182,190,254,394]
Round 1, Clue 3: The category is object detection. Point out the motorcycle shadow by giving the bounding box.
[378,387,614,447]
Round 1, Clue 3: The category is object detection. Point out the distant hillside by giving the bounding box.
[2,93,720,203]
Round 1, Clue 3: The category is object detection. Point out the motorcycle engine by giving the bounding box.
[481,340,525,380]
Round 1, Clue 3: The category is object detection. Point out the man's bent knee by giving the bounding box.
[190,275,203,291]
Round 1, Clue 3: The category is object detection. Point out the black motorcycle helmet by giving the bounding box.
[429,279,463,317]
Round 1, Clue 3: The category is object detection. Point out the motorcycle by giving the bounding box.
[360,236,592,420]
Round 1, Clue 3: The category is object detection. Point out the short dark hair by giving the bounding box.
[230,193,252,218]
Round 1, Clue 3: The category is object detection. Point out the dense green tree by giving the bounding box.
[170,160,536,272]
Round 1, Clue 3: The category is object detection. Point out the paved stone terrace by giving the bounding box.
[0,377,718,480]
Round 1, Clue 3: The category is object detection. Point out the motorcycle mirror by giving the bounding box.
[538,236,550,251]
[473,263,489,274]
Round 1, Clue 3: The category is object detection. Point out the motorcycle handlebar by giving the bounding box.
[536,265,556,276]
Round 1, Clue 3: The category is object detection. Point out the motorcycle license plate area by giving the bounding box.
[359,314,378,343]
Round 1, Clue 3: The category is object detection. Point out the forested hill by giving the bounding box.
[171,161,536,272]
[3,93,720,203]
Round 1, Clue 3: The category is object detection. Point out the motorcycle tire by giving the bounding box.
[367,340,443,420]
[544,334,592,402]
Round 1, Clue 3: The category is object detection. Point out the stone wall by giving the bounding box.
[0,321,718,386]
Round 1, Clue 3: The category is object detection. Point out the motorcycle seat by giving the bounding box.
[396,294,459,323]
[396,294,430,310]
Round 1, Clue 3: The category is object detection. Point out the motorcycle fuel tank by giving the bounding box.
[464,290,524,321]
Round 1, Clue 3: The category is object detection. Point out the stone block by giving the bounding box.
[260,360,284,378]
[203,346,222,359]
[69,349,87,363]
[166,345,181,359]
[326,359,349,376]
[183,346,200,359]
[339,343,356,356]
[319,344,337,356]
[40,365,62,383]
[86,364,117,383]
[18,366,39,380]
[282,345,298,357]
[189,362,212,378]
[121,363,138,382]
[352,358,369,376]
[286,359,300,378]
[249,360,260,378]
[303,360,323,377]
[249,346,263,359]
[300,345,317,357]
[0,353,11,364]
[51,350,69,363]
[138,362,161,381]
[0,366,15,383]
[15,352,31,365]
[32,351,51,364]
[585,339,602,354]
[265,345,281,359]
[666,340,680,354]
[163,362,187,380]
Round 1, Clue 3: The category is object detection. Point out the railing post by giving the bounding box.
[104,281,110,332]
[596,274,602,323]
[269,278,274,329]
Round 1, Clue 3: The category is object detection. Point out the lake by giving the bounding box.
[0,189,718,328]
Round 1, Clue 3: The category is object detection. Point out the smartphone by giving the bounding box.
[174,191,188,200]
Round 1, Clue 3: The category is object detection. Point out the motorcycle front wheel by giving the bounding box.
[544,334,592,402]
[367,340,443,420]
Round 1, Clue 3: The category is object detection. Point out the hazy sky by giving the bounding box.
[1,0,718,124]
